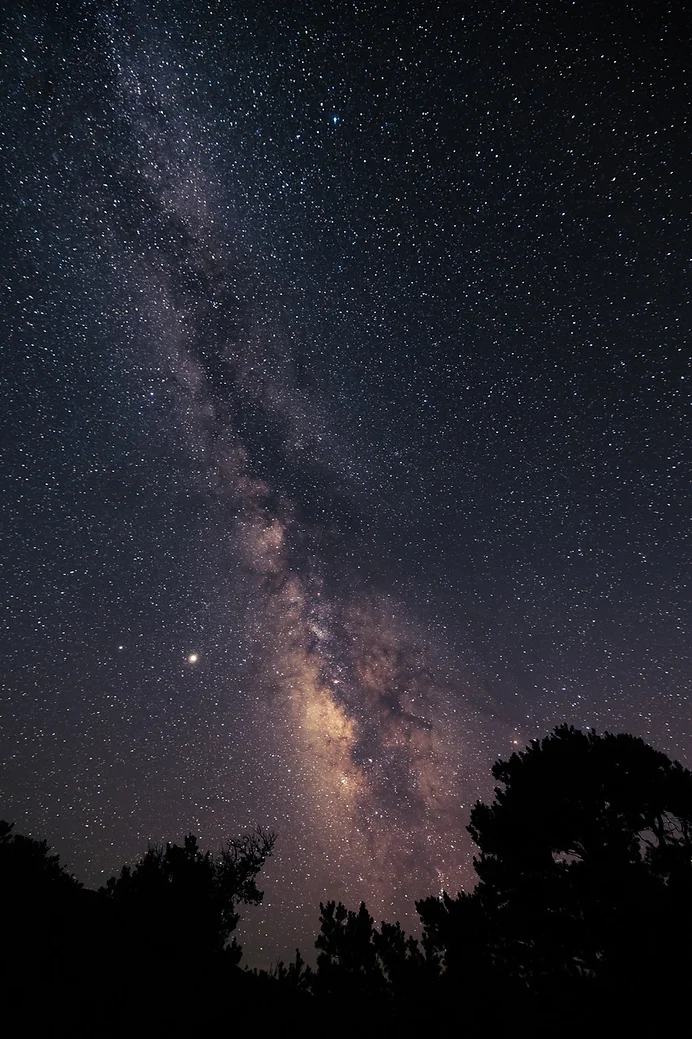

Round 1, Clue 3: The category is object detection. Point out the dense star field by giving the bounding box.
[1,1,689,964]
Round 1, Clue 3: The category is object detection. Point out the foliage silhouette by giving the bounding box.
[314,900,385,999]
[2,725,691,1036]
[303,899,436,1035]
[417,725,692,1029]
[312,898,433,1003]
[0,820,97,1034]
[0,819,81,893]
[101,827,275,965]
[0,822,275,1037]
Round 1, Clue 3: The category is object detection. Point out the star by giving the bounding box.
[1,0,686,975]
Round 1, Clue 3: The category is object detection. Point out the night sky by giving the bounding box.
[1,0,689,965]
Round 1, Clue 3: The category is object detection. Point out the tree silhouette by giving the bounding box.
[0,819,82,908]
[418,725,692,1026]
[101,827,275,965]
[3,726,690,1035]
[310,897,433,1034]
[1,822,278,1034]
[0,820,96,1034]
[372,919,430,994]
[314,900,385,1000]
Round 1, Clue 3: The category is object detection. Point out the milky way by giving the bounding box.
[105,18,492,925]
[2,1,688,964]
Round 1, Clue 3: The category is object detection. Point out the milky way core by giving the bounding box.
[109,23,491,924]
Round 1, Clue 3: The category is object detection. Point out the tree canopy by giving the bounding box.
[2,725,691,1035]
[101,827,275,964]
[417,725,692,1024]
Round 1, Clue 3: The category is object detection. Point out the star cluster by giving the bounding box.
[1,1,688,964]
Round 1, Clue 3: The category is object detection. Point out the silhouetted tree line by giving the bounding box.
[3,726,691,1036]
